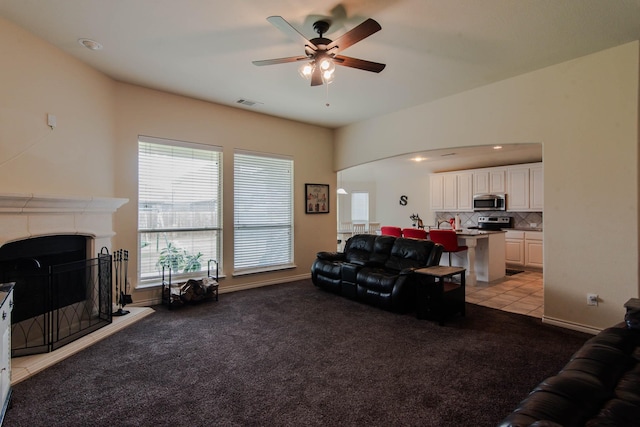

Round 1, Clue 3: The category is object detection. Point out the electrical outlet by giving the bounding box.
[587,293,598,306]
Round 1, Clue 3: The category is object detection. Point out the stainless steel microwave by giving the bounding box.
[473,193,506,211]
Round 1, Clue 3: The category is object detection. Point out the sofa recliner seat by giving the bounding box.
[311,234,443,312]
[499,322,640,427]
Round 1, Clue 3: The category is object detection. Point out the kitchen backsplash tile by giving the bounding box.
[434,211,543,230]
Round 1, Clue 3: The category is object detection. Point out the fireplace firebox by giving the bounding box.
[0,236,112,357]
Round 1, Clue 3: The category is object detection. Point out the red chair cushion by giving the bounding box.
[428,229,467,252]
[402,228,427,239]
[380,226,402,237]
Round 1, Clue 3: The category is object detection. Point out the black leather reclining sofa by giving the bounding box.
[311,234,443,312]
[499,313,640,426]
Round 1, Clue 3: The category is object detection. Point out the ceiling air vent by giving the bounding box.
[236,99,262,107]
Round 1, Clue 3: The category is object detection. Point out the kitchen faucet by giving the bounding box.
[437,219,450,229]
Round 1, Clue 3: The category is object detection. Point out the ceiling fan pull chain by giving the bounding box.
[325,83,330,107]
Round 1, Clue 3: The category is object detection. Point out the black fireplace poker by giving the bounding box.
[113,249,131,317]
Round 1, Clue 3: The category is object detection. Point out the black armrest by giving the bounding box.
[316,251,345,261]
[399,267,417,276]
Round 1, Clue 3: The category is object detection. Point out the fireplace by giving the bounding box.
[0,235,89,323]
[0,193,127,356]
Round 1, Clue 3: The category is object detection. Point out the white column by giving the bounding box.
[464,237,478,286]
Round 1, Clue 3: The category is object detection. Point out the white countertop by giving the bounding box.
[457,229,505,235]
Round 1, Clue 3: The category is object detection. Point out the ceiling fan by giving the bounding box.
[252,16,386,86]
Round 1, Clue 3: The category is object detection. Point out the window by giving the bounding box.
[351,191,369,222]
[138,136,222,282]
[234,150,294,274]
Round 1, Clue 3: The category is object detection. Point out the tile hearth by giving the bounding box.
[11,306,154,385]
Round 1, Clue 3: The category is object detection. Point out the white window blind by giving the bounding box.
[351,192,369,222]
[138,136,222,281]
[234,151,293,273]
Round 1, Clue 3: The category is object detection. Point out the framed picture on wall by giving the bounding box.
[305,184,329,214]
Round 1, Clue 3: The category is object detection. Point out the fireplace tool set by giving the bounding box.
[113,249,133,316]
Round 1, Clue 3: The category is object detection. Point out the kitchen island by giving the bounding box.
[440,230,506,286]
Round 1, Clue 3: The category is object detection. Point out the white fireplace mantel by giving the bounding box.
[0,193,128,214]
[0,193,128,249]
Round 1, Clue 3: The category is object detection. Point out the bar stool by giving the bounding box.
[428,229,468,266]
[402,228,427,239]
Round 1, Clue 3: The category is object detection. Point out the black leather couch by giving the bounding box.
[499,322,640,426]
[311,234,443,312]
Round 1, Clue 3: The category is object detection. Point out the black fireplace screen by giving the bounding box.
[0,237,112,357]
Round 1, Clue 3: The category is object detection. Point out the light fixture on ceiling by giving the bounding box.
[493,145,503,150]
[298,55,336,85]
[78,38,103,51]
[253,17,385,88]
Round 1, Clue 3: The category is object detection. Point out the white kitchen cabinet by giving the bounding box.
[505,230,543,269]
[475,167,506,194]
[456,172,473,211]
[443,173,457,211]
[525,231,543,268]
[529,164,544,211]
[429,174,444,211]
[506,166,530,211]
[474,170,490,194]
[429,172,472,212]
[489,168,507,193]
[505,230,525,266]
[431,163,541,212]
[0,284,13,425]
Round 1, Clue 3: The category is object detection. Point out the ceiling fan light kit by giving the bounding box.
[253,16,385,87]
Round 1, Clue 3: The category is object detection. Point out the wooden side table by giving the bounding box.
[415,266,466,325]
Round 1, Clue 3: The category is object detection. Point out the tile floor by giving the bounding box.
[466,269,543,318]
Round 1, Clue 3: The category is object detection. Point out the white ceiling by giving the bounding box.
[2,0,639,130]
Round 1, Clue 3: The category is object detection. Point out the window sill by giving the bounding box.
[232,263,297,277]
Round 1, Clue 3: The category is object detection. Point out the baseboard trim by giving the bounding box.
[219,273,311,294]
[130,273,312,307]
[542,316,602,335]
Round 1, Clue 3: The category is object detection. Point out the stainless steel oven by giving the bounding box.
[473,193,506,211]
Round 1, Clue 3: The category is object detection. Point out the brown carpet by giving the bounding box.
[5,279,590,426]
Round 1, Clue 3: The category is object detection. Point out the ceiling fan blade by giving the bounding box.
[326,18,381,52]
[310,66,323,86]
[252,56,308,66]
[334,55,386,73]
[267,16,318,50]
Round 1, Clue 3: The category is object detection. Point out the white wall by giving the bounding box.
[0,17,336,306]
[336,41,640,331]
[0,17,116,197]
[341,162,432,229]
[113,84,335,304]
